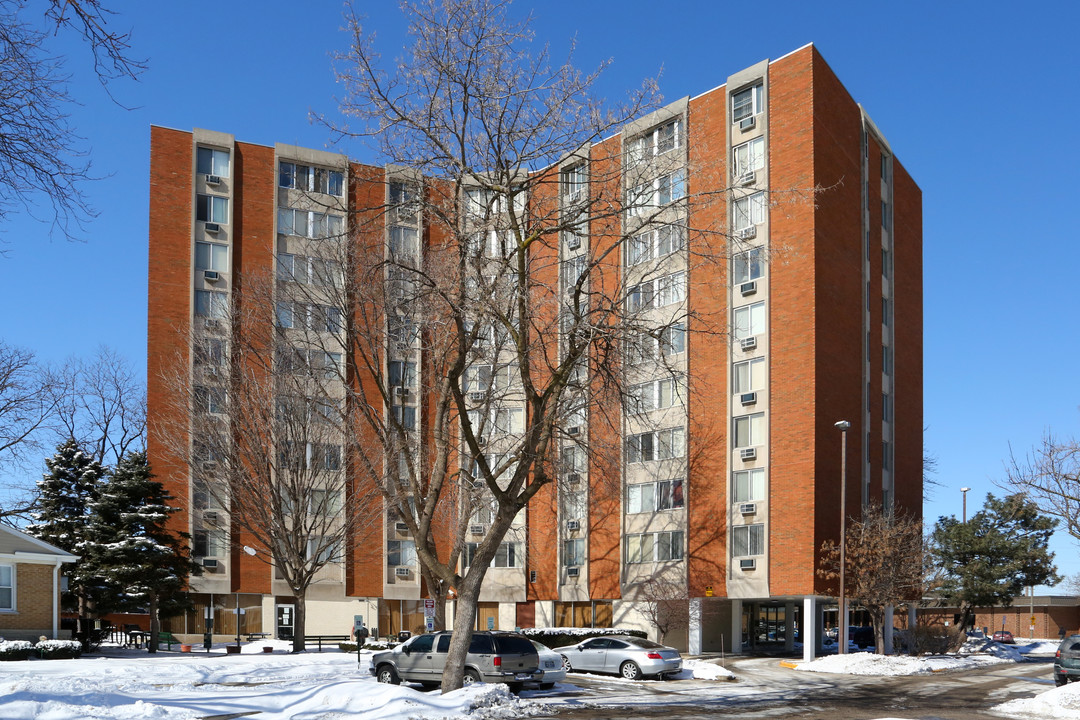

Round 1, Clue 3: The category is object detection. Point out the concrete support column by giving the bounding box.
[883,605,894,654]
[688,598,703,655]
[803,596,817,662]
[784,601,796,652]
[731,599,743,654]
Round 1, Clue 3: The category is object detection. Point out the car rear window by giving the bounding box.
[631,638,664,649]
[493,636,534,654]
[469,635,494,653]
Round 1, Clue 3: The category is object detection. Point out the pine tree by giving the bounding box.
[27,438,105,645]
[86,451,198,653]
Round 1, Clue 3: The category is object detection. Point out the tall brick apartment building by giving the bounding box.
[147,44,921,657]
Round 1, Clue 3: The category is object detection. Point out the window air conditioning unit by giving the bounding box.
[470,479,485,490]
[394,566,411,577]
[469,392,485,402]
[204,270,220,282]
[566,520,580,531]
[469,525,485,535]
[737,171,756,186]
[203,510,219,524]
[739,281,757,296]
[739,116,756,132]
[740,336,757,351]
[739,558,757,570]
[567,426,581,437]
[740,392,757,406]
[205,222,221,233]
[395,522,409,533]
[740,447,757,461]
[566,236,582,250]
[566,473,581,485]
[205,174,222,186]
[736,226,757,240]
[529,570,537,583]
[394,387,410,397]
[202,558,219,569]
[566,566,580,578]
[739,502,757,516]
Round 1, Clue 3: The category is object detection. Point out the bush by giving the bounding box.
[0,640,34,661]
[36,639,82,659]
[339,640,394,653]
[521,627,648,649]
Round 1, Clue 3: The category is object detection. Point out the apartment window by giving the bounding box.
[464,364,492,394]
[194,386,226,415]
[627,478,683,513]
[658,169,687,205]
[194,338,227,367]
[625,533,654,563]
[278,207,307,237]
[463,542,522,568]
[882,248,890,276]
[882,392,891,422]
[732,412,765,448]
[626,432,654,463]
[563,538,586,567]
[0,564,12,610]
[310,443,341,471]
[563,164,587,202]
[629,376,685,413]
[195,290,228,319]
[562,255,589,291]
[626,531,683,563]
[196,194,228,223]
[733,468,765,503]
[733,302,766,340]
[561,445,585,474]
[660,323,686,356]
[392,405,417,430]
[492,364,516,390]
[733,248,763,285]
[880,154,889,183]
[307,489,341,517]
[882,297,889,326]
[732,192,767,230]
[493,407,524,434]
[883,345,892,374]
[306,537,342,564]
[881,200,890,230]
[629,427,684,462]
[195,242,228,272]
[733,524,764,556]
[731,84,764,122]
[733,357,765,394]
[631,224,687,267]
[627,281,654,312]
[197,147,230,177]
[625,170,687,219]
[627,118,682,166]
[389,361,416,388]
[275,301,294,329]
[657,530,684,560]
[563,490,586,520]
[656,272,686,306]
[388,540,417,566]
[389,226,418,256]
[732,137,765,177]
[658,427,685,459]
[193,529,227,557]
[315,167,345,196]
[279,162,344,196]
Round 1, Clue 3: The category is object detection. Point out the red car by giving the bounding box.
[993,630,1015,644]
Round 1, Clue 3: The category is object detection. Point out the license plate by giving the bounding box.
[515,673,532,680]
[545,660,555,668]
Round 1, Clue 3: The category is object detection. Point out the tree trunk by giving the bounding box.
[148,593,160,654]
[441,575,481,693]
[292,593,306,653]
[77,592,90,652]
[868,606,886,654]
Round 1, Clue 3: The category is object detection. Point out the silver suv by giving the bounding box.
[370,631,541,690]
[1055,634,1080,687]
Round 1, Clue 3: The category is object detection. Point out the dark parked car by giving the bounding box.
[370,631,541,690]
[849,626,874,649]
[992,630,1015,644]
[1055,634,1080,687]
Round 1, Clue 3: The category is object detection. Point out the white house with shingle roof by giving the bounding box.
[0,524,78,641]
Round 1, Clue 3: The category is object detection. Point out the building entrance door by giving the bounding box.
[276,604,294,640]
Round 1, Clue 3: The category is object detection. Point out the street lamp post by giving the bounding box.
[835,420,850,655]
[960,487,971,522]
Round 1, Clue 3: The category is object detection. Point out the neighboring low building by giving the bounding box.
[0,525,78,641]
[919,596,1080,639]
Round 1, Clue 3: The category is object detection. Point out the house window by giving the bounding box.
[731,84,763,122]
[563,538,586,567]
[392,405,417,430]
[563,164,587,202]
[195,290,228,319]
[733,248,763,284]
[733,302,766,340]
[0,564,12,610]
[195,242,228,272]
[732,137,764,178]
[388,540,417,566]
[733,524,765,556]
[732,412,765,448]
[733,468,765,502]
[732,192,767,230]
[733,357,765,394]
[197,147,230,177]
[196,194,228,223]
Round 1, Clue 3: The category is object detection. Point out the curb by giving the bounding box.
[779,660,801,669]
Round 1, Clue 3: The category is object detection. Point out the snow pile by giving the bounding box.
[994,680,1080,719]
[959,637,1026,661]
[794,651,1012,676]
[676,659,735,681]
[1019,639,1063,656]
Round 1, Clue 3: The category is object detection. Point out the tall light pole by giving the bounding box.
[835,420,850,655]
[961,487,971,522]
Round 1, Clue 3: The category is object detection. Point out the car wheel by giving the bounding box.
[620,661,642,680]
[1056,674,1068,687]
[539,682,555,690]
[462,669,482,686]
[376,665,400,685]
[561,654,573,672]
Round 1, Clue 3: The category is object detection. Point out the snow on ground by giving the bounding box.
[994,681,1080,719]
[677,659,736,681]
[792,650,1012,676]
[0,642,550,720]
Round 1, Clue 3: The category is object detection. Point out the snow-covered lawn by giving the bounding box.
[791,636,1059,676]
[0,641,547,720]
[995,681,1080,719]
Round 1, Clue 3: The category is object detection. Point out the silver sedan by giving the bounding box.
[554,635,682,680]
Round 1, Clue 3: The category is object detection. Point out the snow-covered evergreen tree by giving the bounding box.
[86,451,198,653]
[27,438,105,644]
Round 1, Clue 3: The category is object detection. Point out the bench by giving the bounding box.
[303,634,349,652]
[158,631,180,650]
[244,632,270,642]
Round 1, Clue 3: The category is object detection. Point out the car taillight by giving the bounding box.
[1057,650,1062,658]
[493,655,502,667]
[646,652,663,659]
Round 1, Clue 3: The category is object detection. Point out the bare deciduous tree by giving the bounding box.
[818,504,924,653]
[1005,432,1080,548]
[0,0,143,241]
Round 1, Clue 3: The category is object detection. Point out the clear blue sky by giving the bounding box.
[2,0,1078,590]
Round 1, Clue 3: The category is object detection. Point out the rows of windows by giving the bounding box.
[627,272,687,311]
[625,427,685,463]
[276,346,342,378]
[463,542,523,568]
[277,253,343,288]
[276,301,343,333]
[625,169,687,219]
[626,323,686,364]
[626,118,681,166]
[628,375,685,413]
[279,161,345,196]
[278,208,345,239]
[625,530,684,563]
[628,225,686,266]
[277,441,342,472]
[626,478,684,514]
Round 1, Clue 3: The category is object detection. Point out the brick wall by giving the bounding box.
[0,563,58,637]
